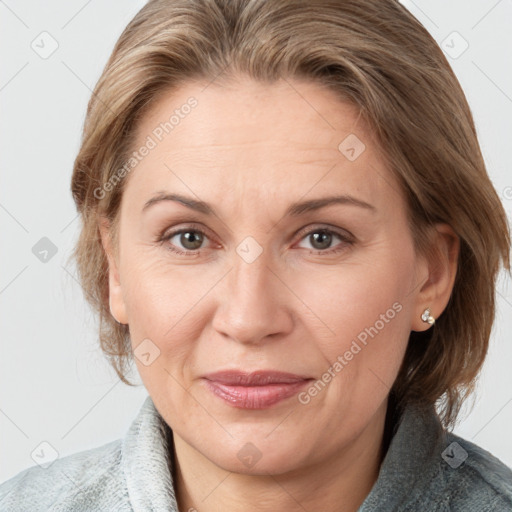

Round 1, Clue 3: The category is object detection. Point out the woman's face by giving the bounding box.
[103,77,432,474]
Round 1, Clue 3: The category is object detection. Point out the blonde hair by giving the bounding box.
[70,0,510,429]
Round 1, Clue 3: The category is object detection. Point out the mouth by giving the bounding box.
[201,370,314,409]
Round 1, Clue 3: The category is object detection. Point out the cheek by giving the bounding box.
[299,247,414,341]
[124,268,208,402]
[119,251,207,356]
[300,246,415,391]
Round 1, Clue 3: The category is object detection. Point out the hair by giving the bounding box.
[70,0,510,430]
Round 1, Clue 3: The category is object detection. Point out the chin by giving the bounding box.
[202,437,311,476]
[223,454,303,476]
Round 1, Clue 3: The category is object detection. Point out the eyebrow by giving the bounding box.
[142,191,377,216]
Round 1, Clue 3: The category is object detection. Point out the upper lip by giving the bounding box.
[202,370,313,386]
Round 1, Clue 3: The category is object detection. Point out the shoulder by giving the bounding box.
[375,401,512,512]
[428,430,512,511]
[0,438,131,511]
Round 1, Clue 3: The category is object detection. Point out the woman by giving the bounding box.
[1,0,511,510]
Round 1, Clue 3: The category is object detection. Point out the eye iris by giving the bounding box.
[180,231,203,250]
[311,231,332,250]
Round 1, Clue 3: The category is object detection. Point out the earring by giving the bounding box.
[421,307,435,325]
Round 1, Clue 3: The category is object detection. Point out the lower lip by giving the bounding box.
[203,379,311,409]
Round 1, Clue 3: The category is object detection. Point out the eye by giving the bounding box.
[159,226,211,255]
[159,224,354,256]
[295,226,354,255]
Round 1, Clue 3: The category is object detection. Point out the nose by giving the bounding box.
[211,246,294,346]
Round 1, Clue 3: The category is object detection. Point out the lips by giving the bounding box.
[202,370,313,409]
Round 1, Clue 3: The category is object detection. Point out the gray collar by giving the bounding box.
[121,396,444,511]
[360,401,445,510]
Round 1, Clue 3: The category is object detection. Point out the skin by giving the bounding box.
[100,76,459,512]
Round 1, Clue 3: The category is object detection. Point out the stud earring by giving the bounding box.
[421,307,435,325]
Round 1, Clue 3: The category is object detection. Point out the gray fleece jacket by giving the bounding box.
[1,395,511,511]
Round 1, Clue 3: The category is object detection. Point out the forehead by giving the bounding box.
[136,77,367,155]
[123,77,400,210]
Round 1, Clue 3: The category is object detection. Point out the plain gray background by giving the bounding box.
[1,0,511,484]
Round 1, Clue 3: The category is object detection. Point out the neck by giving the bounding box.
[170,398,393,512]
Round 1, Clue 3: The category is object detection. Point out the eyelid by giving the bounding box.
[293,223,354,242]
[161,221,213,237]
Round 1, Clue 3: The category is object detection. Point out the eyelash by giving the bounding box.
[158,224,354,257]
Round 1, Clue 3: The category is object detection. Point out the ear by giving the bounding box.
[99,217,128,325]
[411,223,459,332]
